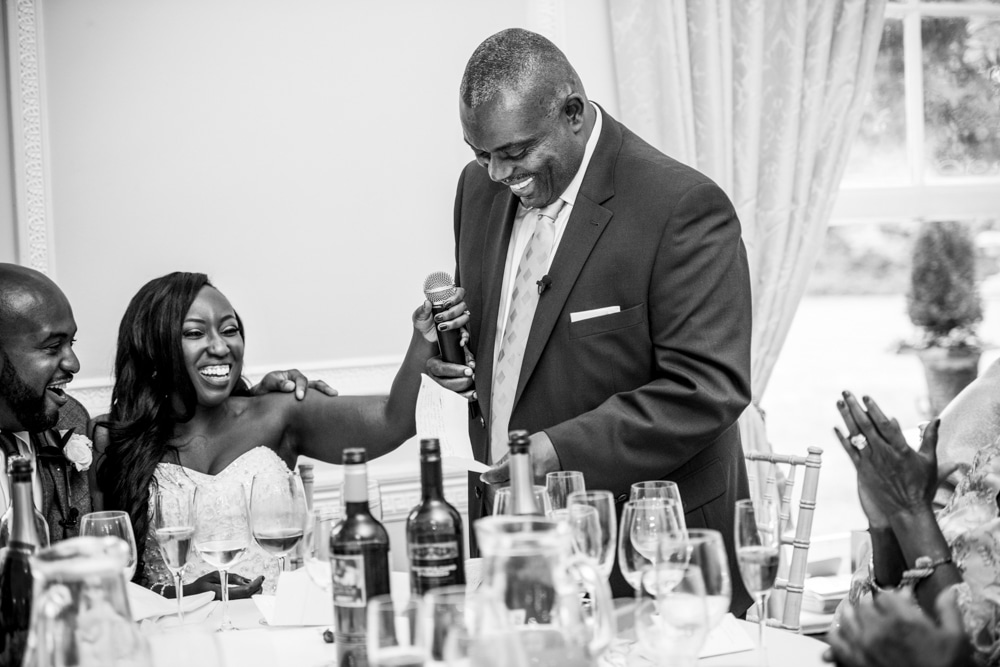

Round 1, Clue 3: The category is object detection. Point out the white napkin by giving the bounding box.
[253,568,332,626]
[128,582,215,625]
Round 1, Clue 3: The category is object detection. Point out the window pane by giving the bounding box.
[843,20,908,186]
[923,16,1000,179]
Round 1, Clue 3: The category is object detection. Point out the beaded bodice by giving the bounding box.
[143,446,287,594]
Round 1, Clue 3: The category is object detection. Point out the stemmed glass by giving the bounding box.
[250,470,308,574]
[492,485,551,515]
[303,506,341,592]
[735,497,781,666]
[194,480,250,632]
[634,562,709,667]
[619,499,684,591]
[566,490,616,579]
[545,471,585,512]
[80,510,138,581]
[153,486,196,621]
[631,481,685,522]
[667,529,731,629]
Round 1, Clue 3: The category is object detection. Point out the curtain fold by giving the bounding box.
[609,0,887,455]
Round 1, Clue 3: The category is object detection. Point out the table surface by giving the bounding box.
[141,598,828,667]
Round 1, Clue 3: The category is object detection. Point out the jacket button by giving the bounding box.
[474,486,483,499]
[479,417,486,428]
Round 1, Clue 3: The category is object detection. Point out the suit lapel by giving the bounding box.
[476,189,520,428]
[513,110,622,407]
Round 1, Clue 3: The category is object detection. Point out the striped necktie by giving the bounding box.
[490,198,565,463]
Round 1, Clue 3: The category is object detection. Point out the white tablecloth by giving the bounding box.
[141,598,827,667]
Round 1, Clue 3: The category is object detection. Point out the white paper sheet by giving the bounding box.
[416,373,489,473]
[254,568,333,626]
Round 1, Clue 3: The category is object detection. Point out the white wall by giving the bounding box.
[29,0,615,405]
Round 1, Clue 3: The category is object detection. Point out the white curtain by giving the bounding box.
[608,0,887,455]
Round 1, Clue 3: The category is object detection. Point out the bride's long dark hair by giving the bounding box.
[97,272,251,582]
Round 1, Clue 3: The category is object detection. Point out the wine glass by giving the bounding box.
[492,485,550,515]
[618,499,683,592]
[250,470,308,574]
[153,486,196,621]
[665,529,731,629]
[545,471,585,512]
[423,584,473,664]
[631,482,686,526]
[566,490,616,578]
[367,595,427,666]
[80,510,138,580]
[634,562,709,667]
[193,480,250,632]
[303,506,341,592]
[735,497,781,666]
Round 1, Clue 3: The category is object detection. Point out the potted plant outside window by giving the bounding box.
[906,220,983,417]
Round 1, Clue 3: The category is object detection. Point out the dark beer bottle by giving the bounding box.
[330,448,390,667]
[406,438,465,595]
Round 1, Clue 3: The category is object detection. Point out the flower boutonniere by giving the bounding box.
[61,432,94,473]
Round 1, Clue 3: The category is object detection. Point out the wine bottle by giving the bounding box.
[406,438,465,595]
[0,458,50,550]
[508,430,542,516]
[0,459,44,666]
[330,448,390,667]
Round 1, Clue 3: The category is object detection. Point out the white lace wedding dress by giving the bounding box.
[143,446,286,594]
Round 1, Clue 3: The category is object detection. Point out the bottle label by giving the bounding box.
[408,540,460,579]
[332,553,367,608]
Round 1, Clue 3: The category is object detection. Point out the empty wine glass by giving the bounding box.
[549,505,602,563]
[545,471,585,512]
[634,562,709,667]
[153,486,196,621]
[678,529,732,629]
[492,485,550,515]
[631,482,686,526]
[619,499,684,592]
[303,506,340,592]
[250,470,308,574]
[735,497,781,666]
[80,510,138,580]
[566,490,616,579]
[194,480,250,632]
[367,595,427,666]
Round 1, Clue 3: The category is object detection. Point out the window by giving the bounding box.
[767,0,1000,540]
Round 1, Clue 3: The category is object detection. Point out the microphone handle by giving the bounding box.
[431,302,465,364]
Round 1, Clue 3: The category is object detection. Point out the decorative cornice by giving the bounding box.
[7,0,54,275]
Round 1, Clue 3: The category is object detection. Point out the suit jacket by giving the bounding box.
[0,428,92,543]
[453,108,753,610]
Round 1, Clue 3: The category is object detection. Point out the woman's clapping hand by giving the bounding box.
[834,392,939,523]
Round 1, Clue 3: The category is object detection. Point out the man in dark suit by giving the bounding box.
[430,28,753,609]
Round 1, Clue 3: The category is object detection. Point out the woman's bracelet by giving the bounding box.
[900,555,953,589]
[151,582,167,596]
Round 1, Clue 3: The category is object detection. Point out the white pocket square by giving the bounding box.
[570,306,621,323]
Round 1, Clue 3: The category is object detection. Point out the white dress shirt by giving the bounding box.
[492,103,604,370]
[0,432,46,512]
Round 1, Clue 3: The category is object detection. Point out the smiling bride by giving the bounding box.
[92,271,468,600]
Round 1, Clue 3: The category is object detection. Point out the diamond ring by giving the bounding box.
[849,434,868,451]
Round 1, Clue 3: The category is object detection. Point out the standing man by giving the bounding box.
[431,28,753,608]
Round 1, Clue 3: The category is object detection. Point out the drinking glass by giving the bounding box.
[618,499,683,591]
[367,595,427,667]
[492,485,550,515]
[549,505,602,563]
[80,510,138,580]
[153,486,196,621]
[544,471,585,512]
[422,584,472,664]
[250,470,308,574]
[735,497,781,666]
[631,481,687,524]
[194,480,250,632]
[634,562,709,667]
[665,529,731,629]
[303,506,341,593]
[339,477,382,521]
[566,490,616,579]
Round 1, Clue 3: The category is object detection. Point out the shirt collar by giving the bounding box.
[556,102,603,208]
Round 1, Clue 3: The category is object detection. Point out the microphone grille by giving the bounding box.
[423,271,458,305]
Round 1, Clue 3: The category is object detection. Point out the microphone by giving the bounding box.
[423,271,465,364]
[537,275,552,295]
